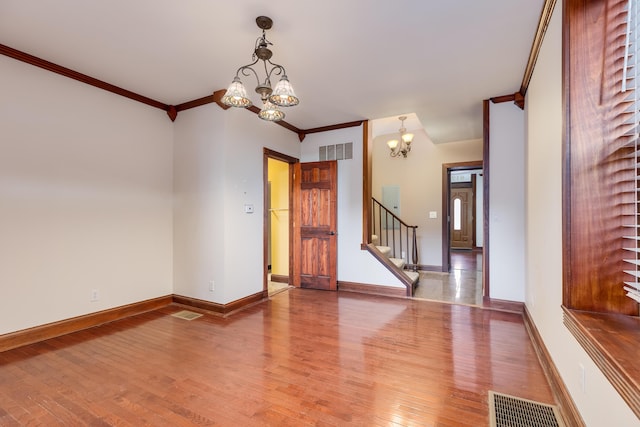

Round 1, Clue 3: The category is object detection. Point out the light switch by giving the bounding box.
[244,204,254,213]
[429,211,438,219]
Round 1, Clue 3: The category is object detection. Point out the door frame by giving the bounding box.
[263,148,299,295]
[441,161,483,284]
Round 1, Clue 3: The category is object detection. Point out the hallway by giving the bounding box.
[413,249,483,306]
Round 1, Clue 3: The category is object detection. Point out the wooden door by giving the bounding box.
[450,187,473,249]
[292,161,337,290]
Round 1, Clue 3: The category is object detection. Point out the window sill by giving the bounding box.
[562,306,640,418]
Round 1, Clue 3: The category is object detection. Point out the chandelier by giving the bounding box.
[387,116,414,158]
[221,16,299,121]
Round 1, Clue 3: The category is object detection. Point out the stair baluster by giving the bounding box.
[371,197,419,271]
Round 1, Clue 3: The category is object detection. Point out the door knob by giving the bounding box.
[328,231,336,235]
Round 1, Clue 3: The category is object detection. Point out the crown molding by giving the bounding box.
[1,43,366,139]
[0,43,171,115]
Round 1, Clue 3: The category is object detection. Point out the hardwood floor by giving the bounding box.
[450,249,482,272]
[0,289,554,426]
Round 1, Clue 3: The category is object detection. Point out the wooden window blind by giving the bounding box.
[622,0,640,304]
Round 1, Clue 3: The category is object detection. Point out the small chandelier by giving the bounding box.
[221,16,299,121]
[387,116,414,158]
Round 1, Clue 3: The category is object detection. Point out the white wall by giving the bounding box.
[372,130,483,268]
[525,3,639,425]
[489,102,526,301]
[172,105,301,304]
[300,127,403,287]
[0,56,174,335]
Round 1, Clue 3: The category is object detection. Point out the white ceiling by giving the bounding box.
[0,1,544,143]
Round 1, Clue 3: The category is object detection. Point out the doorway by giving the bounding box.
[441,161,484,298]
[263,149,298,296]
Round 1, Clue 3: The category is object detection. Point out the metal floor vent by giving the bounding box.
[489,391,564,427]
[171,310,203,321]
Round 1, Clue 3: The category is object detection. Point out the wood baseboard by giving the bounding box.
[0,291,270,353]
[416,264,443,272]
[480,297,524,314]
[172,291,267,317]
[338,281,407,298]
[270,274,289,283]
[0,296,173,353]
[524,306,585,427]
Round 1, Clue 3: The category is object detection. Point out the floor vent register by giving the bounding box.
[171,310,203,321]
[489,391,565,427]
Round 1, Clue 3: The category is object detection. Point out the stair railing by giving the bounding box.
[371,197,418,271]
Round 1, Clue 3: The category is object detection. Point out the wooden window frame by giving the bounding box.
[563,0,640,418]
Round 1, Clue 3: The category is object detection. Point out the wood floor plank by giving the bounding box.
[0,288,555,426]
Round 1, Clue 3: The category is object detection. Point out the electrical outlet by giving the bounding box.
[209,280,215,292]
[90,289,100,302]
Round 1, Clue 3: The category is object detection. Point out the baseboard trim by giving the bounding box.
[0,295,173,353]
[523,305,585,427]
[480,297,524,314]
[338,281,407,298]
[172,291,267,317]
[416,264,443,272]
[0,291,270,353]
[270,274,289,283]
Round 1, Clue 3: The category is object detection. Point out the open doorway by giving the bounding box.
[450,169,482,250]
[441,161,483,272]
[438,161,484,304]
[263,149,298,296]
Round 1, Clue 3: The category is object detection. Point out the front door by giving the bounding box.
[292,161,337,290]
[450,187,474,249]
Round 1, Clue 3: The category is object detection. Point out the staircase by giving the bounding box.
[368,198,420,296]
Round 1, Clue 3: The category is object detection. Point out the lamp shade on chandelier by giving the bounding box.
[221,16,299,121]
[387,116,414,158]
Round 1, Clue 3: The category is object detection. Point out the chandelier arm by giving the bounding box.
[235,62,262,87]
[265,60,286,81]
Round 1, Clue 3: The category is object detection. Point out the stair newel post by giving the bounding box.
[385,210,390,249]
[412,226,418,271]
[399,224,404,263]
[409,226,412,265]
[377,201,381,244]
[372,199,376,242]
[390,217,395,258]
